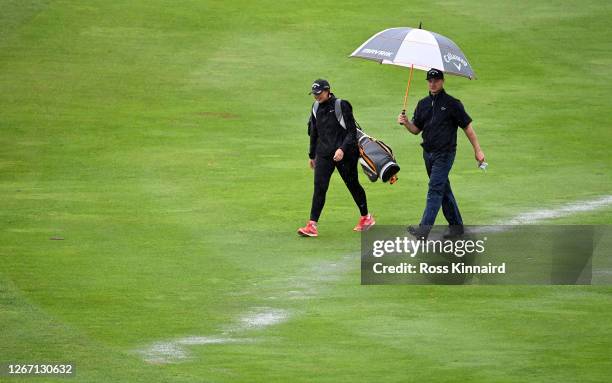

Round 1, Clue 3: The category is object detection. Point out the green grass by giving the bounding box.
[1,0,611,381]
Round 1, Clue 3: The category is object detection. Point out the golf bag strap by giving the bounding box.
[310,99,347,130]
[377,140,394,156]
[334,98,346,129]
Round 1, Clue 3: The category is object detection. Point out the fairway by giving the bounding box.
[1,0,612,382]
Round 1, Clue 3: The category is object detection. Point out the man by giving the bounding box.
[397,68,485,238]
[297,79,375,237]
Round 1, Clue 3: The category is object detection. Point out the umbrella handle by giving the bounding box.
[398,109,406,125]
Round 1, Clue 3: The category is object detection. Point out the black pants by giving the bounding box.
[420,150,463,226]
[310,153,368,222]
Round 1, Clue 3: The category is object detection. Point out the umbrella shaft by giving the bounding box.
[402,65,414,111]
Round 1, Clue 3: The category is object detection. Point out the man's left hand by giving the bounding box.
[475,149,485,164]
[333,148,344,162]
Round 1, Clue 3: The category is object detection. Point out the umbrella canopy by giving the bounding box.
[350,27,475,79]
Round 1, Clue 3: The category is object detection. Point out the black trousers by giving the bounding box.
[420,150,463,226]
[310,153,368,222]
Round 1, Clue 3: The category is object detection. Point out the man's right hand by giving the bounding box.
[309,159,315,169]
[397,113,408,126]
[398,113,421,135]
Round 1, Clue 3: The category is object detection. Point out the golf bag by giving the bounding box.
[356,129,400,184]
[311,98,400,184]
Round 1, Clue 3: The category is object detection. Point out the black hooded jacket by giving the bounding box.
[308,94,358,159]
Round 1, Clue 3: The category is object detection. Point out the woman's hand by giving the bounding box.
[333,148,344,162]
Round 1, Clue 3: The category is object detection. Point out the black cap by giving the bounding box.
[309,79,330,95]
[426,68,444,80]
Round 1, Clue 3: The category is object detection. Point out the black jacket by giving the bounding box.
[412,89,472,152]
[308,94,358,159]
